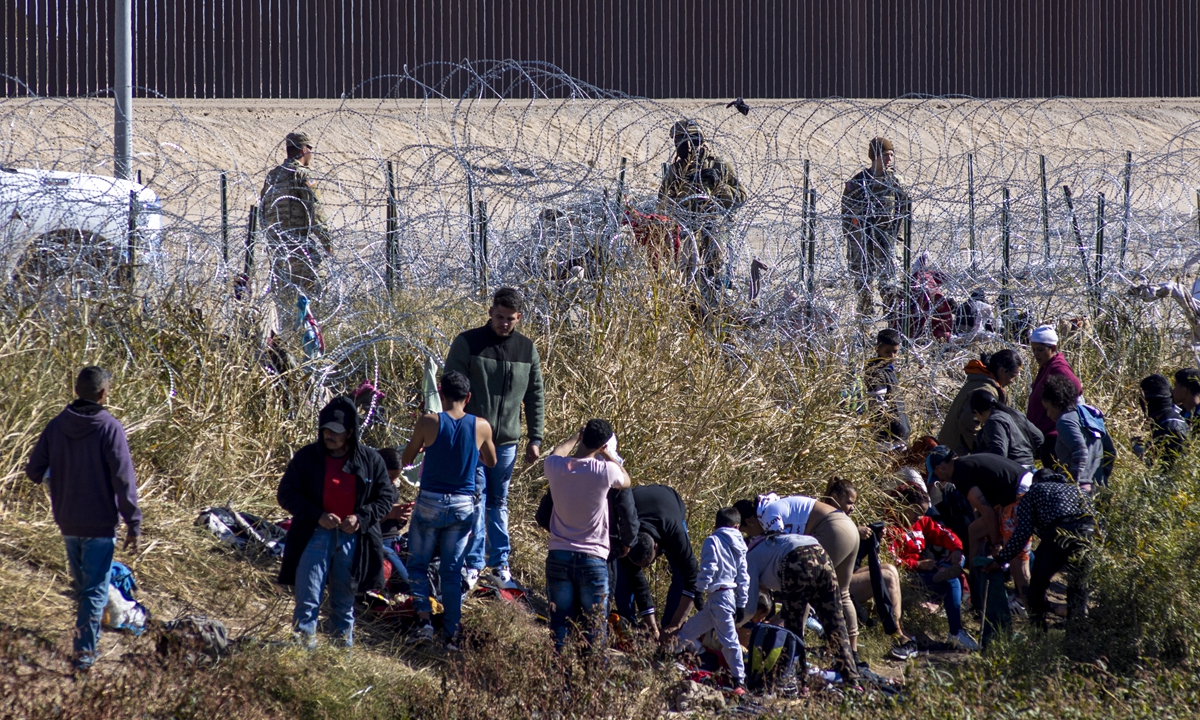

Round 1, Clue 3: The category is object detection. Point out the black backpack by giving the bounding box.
[745,622,803,692]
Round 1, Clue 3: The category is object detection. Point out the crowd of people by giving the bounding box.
[20,123,1197,690]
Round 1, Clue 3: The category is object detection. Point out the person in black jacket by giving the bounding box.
[1137,374,1189,467]
[614,484,700,639]
[278,395,395,648]
[864,328,911,451]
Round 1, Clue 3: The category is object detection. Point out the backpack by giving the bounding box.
[745,623,803,692]
[1077,404,1116,487]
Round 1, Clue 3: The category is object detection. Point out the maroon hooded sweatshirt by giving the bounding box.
[1027,352,1083,447]
[25,400,141,538]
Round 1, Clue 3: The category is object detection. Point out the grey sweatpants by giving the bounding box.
[678,586,744,684]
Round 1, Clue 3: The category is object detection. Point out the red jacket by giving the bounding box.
[1027,353,1083,437]
[889,516,963,570]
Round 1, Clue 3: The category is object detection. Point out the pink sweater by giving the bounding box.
[1027,353,1083,438]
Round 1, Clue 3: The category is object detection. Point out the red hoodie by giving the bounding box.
[889,516,963,570]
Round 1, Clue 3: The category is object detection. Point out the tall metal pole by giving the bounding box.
[806,189,817,295]
[1001,187,1011,287]
[1095,193,1106,306]
[385,161,398,294]
[114,0,133,180]
[1039,155,1051,262]
[967,153,977,272]
[1121,151,1132,267]
[220,172,229,265]
[802,159,810,286]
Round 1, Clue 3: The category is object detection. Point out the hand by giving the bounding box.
[525,443,541,463]
[619,544,631,558]
[385,502,413,524]
[858,525,873,541]
[123,532,139,553]
[915,558,937,572]
[734,607,746,625]
[339,514,361,533]
[318,512,341,530]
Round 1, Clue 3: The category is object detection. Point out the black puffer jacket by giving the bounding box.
[277,396,396,591]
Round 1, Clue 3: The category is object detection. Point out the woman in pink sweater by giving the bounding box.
[1026,325,1083,467]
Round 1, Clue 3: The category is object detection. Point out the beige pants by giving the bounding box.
[808,511,861,642]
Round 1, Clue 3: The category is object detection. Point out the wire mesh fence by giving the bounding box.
[2,62,1200,415]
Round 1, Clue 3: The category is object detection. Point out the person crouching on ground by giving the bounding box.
[278,395,396,649]
[401,371,497,649]
[1039,375,1102,494]
[970,388,1044,468]
[544,419,632,650]
[888,484,979,651]
[985,469,1096,631]
[1137,374,1189,468]
[676,507,750,695]
[25,366,141,671]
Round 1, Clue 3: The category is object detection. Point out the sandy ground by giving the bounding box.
[2,96,1198,297]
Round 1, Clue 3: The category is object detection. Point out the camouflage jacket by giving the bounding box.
[840,168,911,241]
[259,158,331,250]
[657,150,746,216]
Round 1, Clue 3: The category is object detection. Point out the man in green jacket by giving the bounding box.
[445,287,545,589]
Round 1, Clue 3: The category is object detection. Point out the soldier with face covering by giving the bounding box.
[657,120,746,294]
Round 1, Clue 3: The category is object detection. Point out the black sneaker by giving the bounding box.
[888,639,919,661]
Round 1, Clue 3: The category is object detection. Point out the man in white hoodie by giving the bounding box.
[675,507,750,694]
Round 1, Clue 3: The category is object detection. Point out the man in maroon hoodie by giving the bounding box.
[1026,325,1084,467]
[25,366,141,671]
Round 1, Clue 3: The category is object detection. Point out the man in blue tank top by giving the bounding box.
[401,371,497,649]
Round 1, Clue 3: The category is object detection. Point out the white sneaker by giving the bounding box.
[462,568,481,593]
[495,566,520,590]
[948,629,980,652]
[406,622,435,645]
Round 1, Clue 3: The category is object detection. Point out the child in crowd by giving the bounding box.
[676,507,750,694]
[889,484,979,651]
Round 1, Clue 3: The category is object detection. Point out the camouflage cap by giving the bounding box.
[868,136,894,160]
[671,120,703,143]
[285,131,313,150]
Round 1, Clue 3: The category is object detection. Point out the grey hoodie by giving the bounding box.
[25,400,141,538]
[745,533,820,610]
[1056,407,1102,485]
[695,526,750,609]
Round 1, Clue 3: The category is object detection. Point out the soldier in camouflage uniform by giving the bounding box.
[260,131,332,311]
[778,543,859,682]
[841,137,911,319]
[657,120,746,293]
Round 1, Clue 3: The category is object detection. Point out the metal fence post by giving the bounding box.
[902,211,913,339]
[467,178,476,284]
[244,204,259,280]
[1001,187,1011,287]
[1062,186,1094,317]
[967,153,977,272]
[1039,155,1051,262]
[114,0,133,180]
[1095,193,1106,306]
[802,159,811,286]
[385,160,398,294]
[478,200,489,298]
[1121,151,1132,267]
[617,156,627,200]
[807,189,817,296]
[220,171,229,265]
[124,190,139,289]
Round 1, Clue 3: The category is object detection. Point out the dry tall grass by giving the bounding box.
[1,271,1199,718]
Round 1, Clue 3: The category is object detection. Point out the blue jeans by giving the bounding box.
[546,549,609,649]
[64,536,115,660]
[466,443,518,571]
[293,528,358,645]
[380,541,410,590]
[917,572,963,636]
[407,490,475,639]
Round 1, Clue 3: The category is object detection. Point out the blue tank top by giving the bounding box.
[420,412,479,496]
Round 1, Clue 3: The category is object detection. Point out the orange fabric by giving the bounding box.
[963,359,994,377]
[999,498,1030,562]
